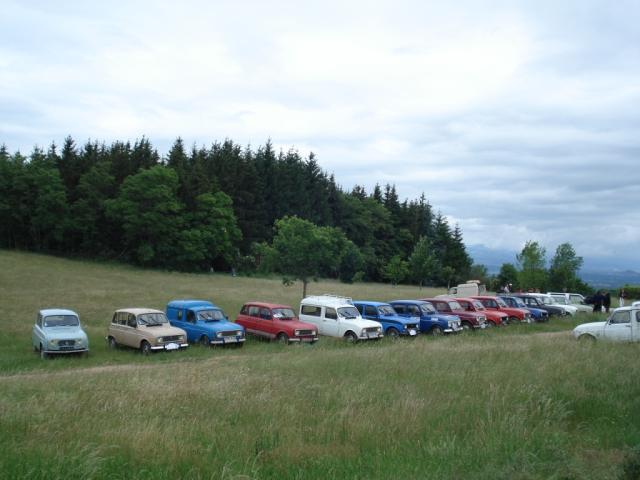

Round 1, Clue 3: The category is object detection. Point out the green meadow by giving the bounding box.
[1,250,639,479]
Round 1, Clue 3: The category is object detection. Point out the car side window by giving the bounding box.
[260,308,271,320]
[117,313,127,325]
[240,305,249,315]
[355,304,364,315]
[636,311,640,322]
[409,305,420,315]
[610,311,631,324]
[248,306,260,317]
[127,314,137,328]
[325,307,337,320]
[301,305,321,316]
[364,305,377,316]
[187,310,196,323]
[111,313,117,324]
[393,304,405,314]
[176,309,183,320]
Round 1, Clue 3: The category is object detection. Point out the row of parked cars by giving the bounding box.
[31,292,593,358]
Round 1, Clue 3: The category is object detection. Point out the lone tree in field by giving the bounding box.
[270,216,338,297]
[516,240,547,290]
[383,255,409,286]
[409,236,437,288]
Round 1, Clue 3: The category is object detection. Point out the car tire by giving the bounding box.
[579,334,596,344]
[509,316,520,324]
[277,333,289,345]
[387,327,400,339]
[431,326,443,336]
[199,335,210,347]
[486,321,496,328]
[141,340,152,355]
[344,331,358,343]
[108,336,118,349]
[461,322,472,331]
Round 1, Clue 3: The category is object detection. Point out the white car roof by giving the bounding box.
[39,308,78,317]
[115,308,164,315]
[301,294,354,308]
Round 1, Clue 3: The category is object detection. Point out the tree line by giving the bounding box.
[0,136,473,286]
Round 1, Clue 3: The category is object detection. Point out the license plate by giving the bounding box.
[165,343,179,350]
[367,333,378,338]
[409,329,417,336]
[224,337,238,343]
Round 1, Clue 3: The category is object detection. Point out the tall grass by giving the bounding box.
[1,250,638,479]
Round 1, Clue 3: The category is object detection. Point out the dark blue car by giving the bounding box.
[166,299,246,346]
[353,301,420,338]
[498,295,549,322]
[389,300,463,335]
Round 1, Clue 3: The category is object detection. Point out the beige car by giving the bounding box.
[107,308,188,354]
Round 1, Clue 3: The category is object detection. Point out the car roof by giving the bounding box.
[167,299,215,308]
[301,295,354,307]
[116,308,164,315]
[389,299,429,305]
[39,308,78,317]
[353,300,389,307]
[243,301,293,310]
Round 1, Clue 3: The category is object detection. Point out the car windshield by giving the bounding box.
[495,297,508,307]
[44,315,79,327]
[272,308,296,320]
[138,312,168,326]
[448,301,463,311]
[377,305,396,316]
[338,307,360,319]
[513,298,527,308]
[472,300,485,310]
[198,309,225,321]
[420,303,437,314]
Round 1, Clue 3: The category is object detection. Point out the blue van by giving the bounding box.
[166,300,245,346]
[352,300,420,338]
[389,300,463,335]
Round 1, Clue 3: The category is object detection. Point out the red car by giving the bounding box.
[455,297,508,327]
[421,298,487,331]
[472,296,532,323]
[236,302,319,344]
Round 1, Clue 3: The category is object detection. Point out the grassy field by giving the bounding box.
[1,250,639,479]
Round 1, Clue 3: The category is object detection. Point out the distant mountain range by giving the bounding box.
[467,244,640,288]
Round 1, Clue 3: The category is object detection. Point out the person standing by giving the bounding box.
[603,291,611,313]
[592,291,603,313]
[619,288,626,307]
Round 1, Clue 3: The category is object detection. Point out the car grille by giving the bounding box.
[364,327,379,333]
[296,329,315,336]
[58,340,75,347]
[407,324,418,330]
[162,335,181,342]
[220,330,241,337]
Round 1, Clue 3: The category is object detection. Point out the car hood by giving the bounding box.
[198,320,244,333]
[141,325,187,336]
[380,314,417,325]
[574,321,606,333]
[42,326,87,340]
[348,318,383,329]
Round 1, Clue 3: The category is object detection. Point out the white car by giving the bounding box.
[536,294,578,316]
[573,306,640,342]
[299,294,383,342]
[548,294,592,314]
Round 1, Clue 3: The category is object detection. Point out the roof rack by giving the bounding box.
[302,294,354,304]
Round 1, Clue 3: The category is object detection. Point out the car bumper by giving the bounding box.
[151,343,189,350]
[445,327,463,334]
[43,347,88,354]
[359,333,384,340]
[289,336,318,343]
[210,337,245,345]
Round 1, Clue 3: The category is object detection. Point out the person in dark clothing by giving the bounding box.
[592,291,603,313]
[603,292,611,313]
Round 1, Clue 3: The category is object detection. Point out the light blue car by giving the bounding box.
[32,308,89,358]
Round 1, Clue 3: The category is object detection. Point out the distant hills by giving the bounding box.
[467,244,640,288]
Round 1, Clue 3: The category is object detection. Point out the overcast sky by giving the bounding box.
[2,0,639,269]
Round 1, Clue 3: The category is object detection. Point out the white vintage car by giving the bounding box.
[536,294,578,316]
[548,294,592,314]
[299,294,383,342]
[573,306,640,342]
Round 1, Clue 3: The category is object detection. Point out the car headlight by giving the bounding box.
[294,329,301,336]
[157,337,163,343]
[49,339,57,345]
[217,332,224,338]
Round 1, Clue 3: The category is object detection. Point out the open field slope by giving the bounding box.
[1,250,639,479]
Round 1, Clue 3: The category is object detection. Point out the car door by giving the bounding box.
[171,308,193,341]
[323,307,341,336]
[122,313,142,348]
[603,310,633,341]
[259,307,275,338]
[633,311,640,342]
[300,305,323,334]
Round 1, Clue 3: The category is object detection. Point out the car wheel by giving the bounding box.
[108,336,118,349]
[199,335,210,347]
[431,326,444,336]
[277,333,289,345]
[461,322,472,331]
[509,316,520,324]
[344,331,358,343]
[486,321,495,328]
[579,334,596,344]
[141,341,152,355]
[387,327,400,339]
